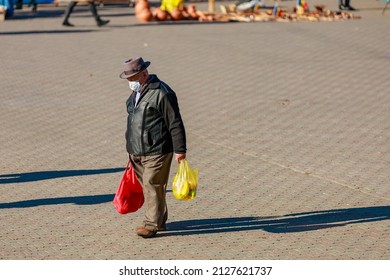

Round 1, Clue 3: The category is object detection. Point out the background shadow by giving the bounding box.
[0,30,98,35]
[0,167,123,184]
[0,194,115,208]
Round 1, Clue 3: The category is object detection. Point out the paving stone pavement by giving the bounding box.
[0,0,389,260]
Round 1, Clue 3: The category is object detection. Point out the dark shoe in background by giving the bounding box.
[340,4,357,11]
[97,19,110,27]
[62,21,74,27]
[345,6,357,11]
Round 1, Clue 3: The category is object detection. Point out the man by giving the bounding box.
[62,1,109,27]
[338,0,356,11]
[120,57,187,238]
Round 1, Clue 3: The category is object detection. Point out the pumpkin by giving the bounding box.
[136,9,153,22]
[170,8,183,20]
[135,0,150,13]
[153,7,169,21]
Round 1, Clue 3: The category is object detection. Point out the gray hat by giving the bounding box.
[119,57,151,79]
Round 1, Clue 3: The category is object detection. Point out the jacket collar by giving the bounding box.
[143,74,160,90]
[134,75,160,106]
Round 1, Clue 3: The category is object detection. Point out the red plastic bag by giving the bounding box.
[113,161,144,214]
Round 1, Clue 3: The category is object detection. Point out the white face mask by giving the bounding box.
[128,81,141,92]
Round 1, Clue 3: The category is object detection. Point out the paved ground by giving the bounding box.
[0,0,389,260]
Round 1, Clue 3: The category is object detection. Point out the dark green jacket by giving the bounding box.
[125,75,186,156]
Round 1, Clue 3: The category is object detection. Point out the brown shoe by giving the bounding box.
[137,224,166,231]
[136,227,157,238]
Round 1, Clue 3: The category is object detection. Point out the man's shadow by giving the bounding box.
[0,167,123,184]
[160,205,390,235]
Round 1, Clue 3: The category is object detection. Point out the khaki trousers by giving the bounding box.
[130,153,173,231]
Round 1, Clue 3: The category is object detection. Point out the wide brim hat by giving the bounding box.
[119,57,151,79]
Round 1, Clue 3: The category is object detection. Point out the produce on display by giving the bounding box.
[134,0,361,23]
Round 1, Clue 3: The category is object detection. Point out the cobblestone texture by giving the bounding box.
[0,0,389,260]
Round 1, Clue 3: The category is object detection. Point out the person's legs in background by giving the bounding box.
[339,0,356,10]
[15,0,23,9]
[344,0,356,10]
[29,0,37,12]
[62,1,77,27]
[88,1,110,26]
[15,0,37,12]
[62,1,109,27]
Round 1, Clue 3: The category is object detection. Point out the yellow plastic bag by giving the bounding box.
[172,159,198,201]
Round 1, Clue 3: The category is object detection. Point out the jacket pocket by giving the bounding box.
[147,131,154,147]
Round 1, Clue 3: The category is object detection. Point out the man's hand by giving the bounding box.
[175,153,186,163]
